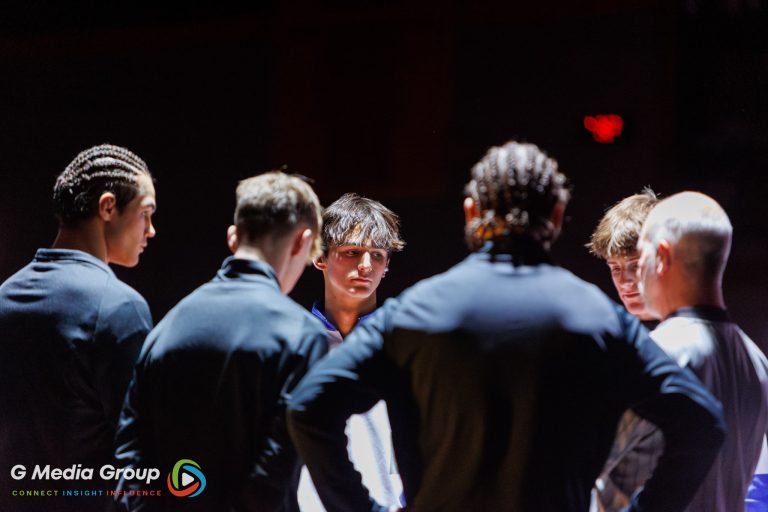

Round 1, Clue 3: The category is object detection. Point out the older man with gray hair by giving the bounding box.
[604,190,768,511]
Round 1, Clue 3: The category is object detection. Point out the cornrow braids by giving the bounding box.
[53,144,151,226]
[464,141,570,247]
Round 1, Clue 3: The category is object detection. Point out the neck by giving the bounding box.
[52,222,108,263]
[235,243,285,276]
[234,238,293,293]
[658,274,726,318]
[233,245,270,265]
[323,292,377,337]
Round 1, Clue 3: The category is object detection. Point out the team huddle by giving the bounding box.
[1,141,767,512]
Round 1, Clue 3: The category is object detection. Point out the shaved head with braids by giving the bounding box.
[53,144,152,226]
[464,141,571,249]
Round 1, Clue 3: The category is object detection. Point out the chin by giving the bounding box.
[345,286,373,297]
[113,256,140,268]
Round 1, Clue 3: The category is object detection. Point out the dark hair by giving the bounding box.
[320,193,405,255]
[587,188,658,259]
[53,144,151,226]
[464,141,570,248]
[235,171,323,257]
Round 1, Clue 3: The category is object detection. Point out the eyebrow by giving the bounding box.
[337,245,387,252]
[607,258,638,266]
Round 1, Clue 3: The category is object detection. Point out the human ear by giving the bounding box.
[226,225,238,254]
[291,228,313,257]
[463,197,478,226]
[313,254,327,271]
[549,200,566,232]
[98,192,118,221]
[655,240,672,276]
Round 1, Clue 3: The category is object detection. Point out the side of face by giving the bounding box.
[606,251,653,320]
[104,174,157,267]
[314,244,389,302]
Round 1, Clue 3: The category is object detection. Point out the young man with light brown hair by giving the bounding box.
[299,192,405,511]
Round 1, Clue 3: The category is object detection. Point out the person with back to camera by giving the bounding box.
[286,140,726,512]
[115,171,329,512]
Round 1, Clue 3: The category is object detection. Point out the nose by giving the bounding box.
[358,252,373,275]
[147,219,157,238]
[619,266,636,287]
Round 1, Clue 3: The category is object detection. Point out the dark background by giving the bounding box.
[1,1,767,346]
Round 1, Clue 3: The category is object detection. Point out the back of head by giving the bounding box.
[320,193,405,255]
[464,141,570,250]
[643,191,732,280]
[588,188,658,259]
[235,171,323,258]
[53,144,151,227]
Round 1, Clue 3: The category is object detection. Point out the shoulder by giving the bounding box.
[650,317,718,366]
[394,256,621,333]
[97,276,152,331]
[287,300,330,343]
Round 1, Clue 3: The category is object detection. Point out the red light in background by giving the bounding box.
[584,114,624,143]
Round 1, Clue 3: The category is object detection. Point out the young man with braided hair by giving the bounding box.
[0,144,157,511]
[287,140,725,512]
[298,193,405,511]
[115,172,329,512]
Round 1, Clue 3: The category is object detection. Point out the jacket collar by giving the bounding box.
[216,256,281,290]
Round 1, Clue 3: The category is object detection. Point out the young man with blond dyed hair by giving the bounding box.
[587,188,658,321]
[298,192,405,511]
[587,189,665,511]
[115,171,329,512]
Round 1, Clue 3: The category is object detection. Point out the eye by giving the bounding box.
[346,250,359,256]
[609,267,620,275]
[371,252,386,261]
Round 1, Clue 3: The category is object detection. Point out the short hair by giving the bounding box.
[321,193,405,255]
[587,188,658,259]
[53,144,151,226]
[464,141,570,247]
[235,171,323,258]
[641,191,732,279]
